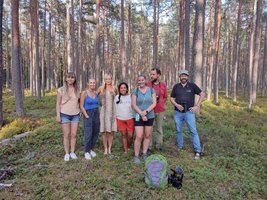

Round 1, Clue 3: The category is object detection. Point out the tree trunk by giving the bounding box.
[46,0,52,90]
[248,0,257,109]
[78,0,83,89]
[5,14,10,89]
[192,0,205,88]
[206,1,214,101]
[152,0,158,69]
[121,0,126,81]
[262,17,267,96]
[32,0,41,98]
[0,0,3,127]
[251,0,262,104]
[179,0,185,68]
[184,0,190,68]
[213,0,221,104]
[127,0,132,87]
[11,0,24,116]
[41,0,46,96]
[71,0,75,72]
[95,0,101,83]
[232,0,242,101]
[66,0,72,72]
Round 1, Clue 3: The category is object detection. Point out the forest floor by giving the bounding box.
[0,90,266,199]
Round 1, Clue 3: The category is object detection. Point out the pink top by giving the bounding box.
[147,81,168,113]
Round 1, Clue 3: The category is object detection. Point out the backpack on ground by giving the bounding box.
[144,154,168,189]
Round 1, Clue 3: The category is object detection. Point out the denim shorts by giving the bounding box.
[60,113,80,123]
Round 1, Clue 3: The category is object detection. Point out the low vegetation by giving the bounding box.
[0,90,266,199]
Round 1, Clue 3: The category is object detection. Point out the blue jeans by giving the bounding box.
[173,110,201,153]
[84,108,100,152]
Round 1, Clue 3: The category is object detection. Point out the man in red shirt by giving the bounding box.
[147,68,168,151]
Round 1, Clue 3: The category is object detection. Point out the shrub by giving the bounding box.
[0,118,35,139]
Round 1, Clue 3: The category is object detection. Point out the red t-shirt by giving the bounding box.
[147,81,168,113]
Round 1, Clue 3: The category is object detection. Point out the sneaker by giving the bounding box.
[84,152,92,160]
[64,154,70,161]
[90,150,96,158]
[70,152,78,159]
[194,152,201,160]
[147,148,153,156]
[142,154,148,161]
[133,156,141,164]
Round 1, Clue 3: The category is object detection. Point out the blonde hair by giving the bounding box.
[99,73,116,95]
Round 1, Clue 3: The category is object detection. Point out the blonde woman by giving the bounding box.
[56,72,80,161]
[97,74,117,155]
[80,79,100,160]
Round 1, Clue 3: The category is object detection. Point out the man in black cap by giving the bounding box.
[170,70,205,159]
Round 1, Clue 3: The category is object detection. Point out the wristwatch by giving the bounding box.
[146,110,149,115]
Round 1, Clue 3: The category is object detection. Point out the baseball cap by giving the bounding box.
[179,69,189,76]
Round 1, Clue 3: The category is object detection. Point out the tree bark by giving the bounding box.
[192,0,205,88]
[213,0,221,104]
[262,17,267,96]
[206,1,214,101]
[66,0,72,72]
[251,0,262,104]
[0,0,4,127]
[11,0,24,116]
[248,0,257,109]
[184,0,190,68]
[46,0,52,90]
[32,0,41,98]
[152,0,158,69]
[95,0,101,83]
[232,0,242,101]
[121,0,126,81]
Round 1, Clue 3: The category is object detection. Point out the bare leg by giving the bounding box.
[70,122,79,153]
[121,131,128,152]
[143,126,153,154]
[134,126,144,157]
[107,132,114,154]
[62,123,71,154]
[102,132,108,154]
[127,132,133,150]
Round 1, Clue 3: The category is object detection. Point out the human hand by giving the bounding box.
[56,116,61,123]
[189,106,199,113]
[142,115,148,121]
[176,104,184,112]
[140,111,147,117]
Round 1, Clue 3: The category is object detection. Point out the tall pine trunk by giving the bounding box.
[0,0,3,127]
[11,0,24,116]
[251,0,262,104]
[213,0,221,104]
[232,0,242,101]
[192,0,205,88]
[121,0,126,81]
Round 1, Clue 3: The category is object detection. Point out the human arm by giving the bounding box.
[56,91,62,123]
[80,91,89,118]
[189,91,205,113]
[170,97,184,112]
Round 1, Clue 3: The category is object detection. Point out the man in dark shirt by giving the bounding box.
[170,70,205,159]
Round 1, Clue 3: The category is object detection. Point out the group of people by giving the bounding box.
[56,68,205,163]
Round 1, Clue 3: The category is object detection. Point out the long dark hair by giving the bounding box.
[116,82,129,104]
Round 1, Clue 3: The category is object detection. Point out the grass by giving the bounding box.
[0,90,266,199]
